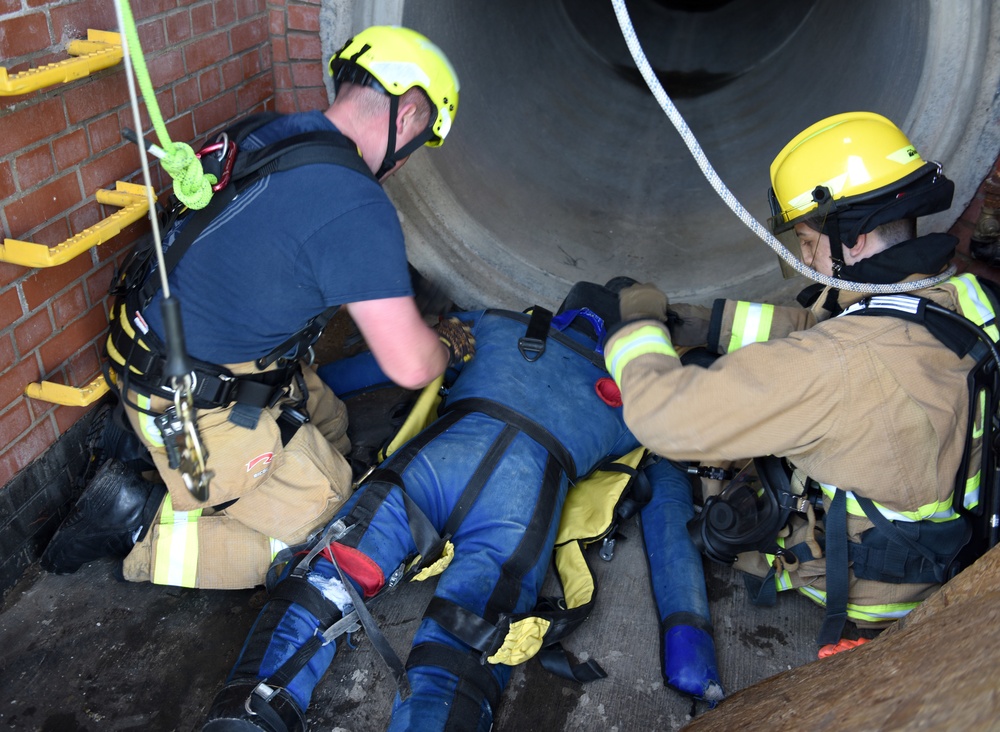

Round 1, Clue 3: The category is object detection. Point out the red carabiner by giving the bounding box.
[195,133,238,192]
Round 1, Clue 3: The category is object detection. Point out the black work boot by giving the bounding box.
[40,459,166,575]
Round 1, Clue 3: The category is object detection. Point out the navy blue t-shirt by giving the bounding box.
[143,111,413,364]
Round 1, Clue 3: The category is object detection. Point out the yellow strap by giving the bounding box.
[487,616,552,665]
[409,540,455,581]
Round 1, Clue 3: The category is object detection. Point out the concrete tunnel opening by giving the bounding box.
[326,0,1000,310]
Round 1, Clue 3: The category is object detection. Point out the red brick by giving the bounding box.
[149,48,186,88]
[94,218,149,263]
[68,201,101,242]
[0,98,66,158]
[225,57,246,87]
[287,32,321,61]
[0,418,58,486]
[272,62,292,90]
[290,61,324,88]
[286,4,319,32]
[295,87,328,114]
[269,8,286,35]
[165,10,192,44]
[174,76,202,113]
[260,41,272,71]
[54,403,90,435]
[199,68,223,100]
[20,256,91,311]
[193,92,237,135]
[64,72,130,125]
[216,0,238,27]
[274,90,296,114]
[64,343,101,385]
[237,74,272,112]
[191,4,217,36]
[50,0,117,46]
[84,114,120,155]
[165,114,196,150]
[25,218,71,248]
[0,286,23,328]
[0,399,32,446]
[80,145,141,196]
[0,0,20,13]
[154,88,177,124]
[137,18,167,54]
[4,173,83,236]
[231,15,267,53]
[53,129,90,171]
[237,0,266,19]
[52,283,88,328]
[0,161,14,200]
[0,13,51,59]
[131,0,174,21]
[85,261,116,304]
[38,304,107,372]
[14,307,54,354]
[0,357,41,414]
[0,263,25,288]
[186,33,234,73]
[271,37,289,64]
[14,144,56,190]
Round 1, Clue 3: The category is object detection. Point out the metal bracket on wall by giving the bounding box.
[24,375,110,407]
[0,30,123,96]
[0,181,153,268]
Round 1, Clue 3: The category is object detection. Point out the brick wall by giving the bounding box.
[0,0,326,589]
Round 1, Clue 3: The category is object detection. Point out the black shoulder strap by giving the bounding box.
[842,294,982,359]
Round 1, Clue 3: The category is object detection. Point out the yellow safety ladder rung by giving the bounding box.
[25,375,110,407]
[0,30,123,96]
[0,181,153,268]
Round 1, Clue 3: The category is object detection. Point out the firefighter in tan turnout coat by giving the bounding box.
[605,112,998,645]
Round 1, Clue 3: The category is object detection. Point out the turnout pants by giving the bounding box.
[122,364,353,589]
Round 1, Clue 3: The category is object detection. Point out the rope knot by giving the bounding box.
[161,141,216,210]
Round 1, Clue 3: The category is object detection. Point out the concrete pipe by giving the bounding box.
[322,0,1000,309]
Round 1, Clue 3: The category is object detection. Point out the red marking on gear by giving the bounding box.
[595,377,623,407]
[321,543,385,598]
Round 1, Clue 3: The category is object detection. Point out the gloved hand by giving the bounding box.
[436,317,476,367]
[667,302,712,347]
[619,282,669,323]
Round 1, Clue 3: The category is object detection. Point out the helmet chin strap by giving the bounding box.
[376,95,436,180]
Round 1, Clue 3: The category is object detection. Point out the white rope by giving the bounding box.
[610,0,955,294]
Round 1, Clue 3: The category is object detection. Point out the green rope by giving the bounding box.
[116,0,215,210]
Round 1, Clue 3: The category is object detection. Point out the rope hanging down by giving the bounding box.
[115,0,215,210]
[609,0,955,294]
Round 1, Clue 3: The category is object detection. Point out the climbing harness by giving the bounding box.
[609,0,955,295]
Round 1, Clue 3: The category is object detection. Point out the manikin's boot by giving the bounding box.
[40,459,166,574]
[202,556,354,732]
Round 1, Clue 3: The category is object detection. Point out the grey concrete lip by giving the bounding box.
[323,0,1000,310]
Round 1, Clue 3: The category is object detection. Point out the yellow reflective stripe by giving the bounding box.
[269,538,289,560]
[605,325,677,385]
[818,483,959,523]
[151,494,202,588]
[796,585,920,622]
[964,470,981,511]
[136,393,164,447]
[950,274,1000,342]
[727,302,775,353]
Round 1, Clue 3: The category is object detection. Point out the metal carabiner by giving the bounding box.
[195,132,238,192]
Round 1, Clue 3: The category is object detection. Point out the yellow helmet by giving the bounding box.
[768,112,930,234]
[329,26,459,147]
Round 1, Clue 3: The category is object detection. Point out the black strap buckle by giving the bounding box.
[519,306,554,362]
[517,337,546,362]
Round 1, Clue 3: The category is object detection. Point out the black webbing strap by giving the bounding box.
[518,306,553,362]
[538,643,607,682]
[424,597,505,656]
[443,397,577,482]
[406,642,502,729]
[855,496,955,583]
[232,130,375,183]
[817,489,849,646]
[485,309,607,368]
[255,305,338,370]
[266,574,342,627]
[442,424,519,539]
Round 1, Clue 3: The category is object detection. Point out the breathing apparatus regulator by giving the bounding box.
[328,26,460,179]
[688,456,812,565]
[767,112,956,281]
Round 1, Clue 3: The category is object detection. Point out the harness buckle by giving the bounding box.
[518,336,546,362]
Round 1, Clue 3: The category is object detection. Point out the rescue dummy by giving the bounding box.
[202,282,721,730]
[605,112,1000,650]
